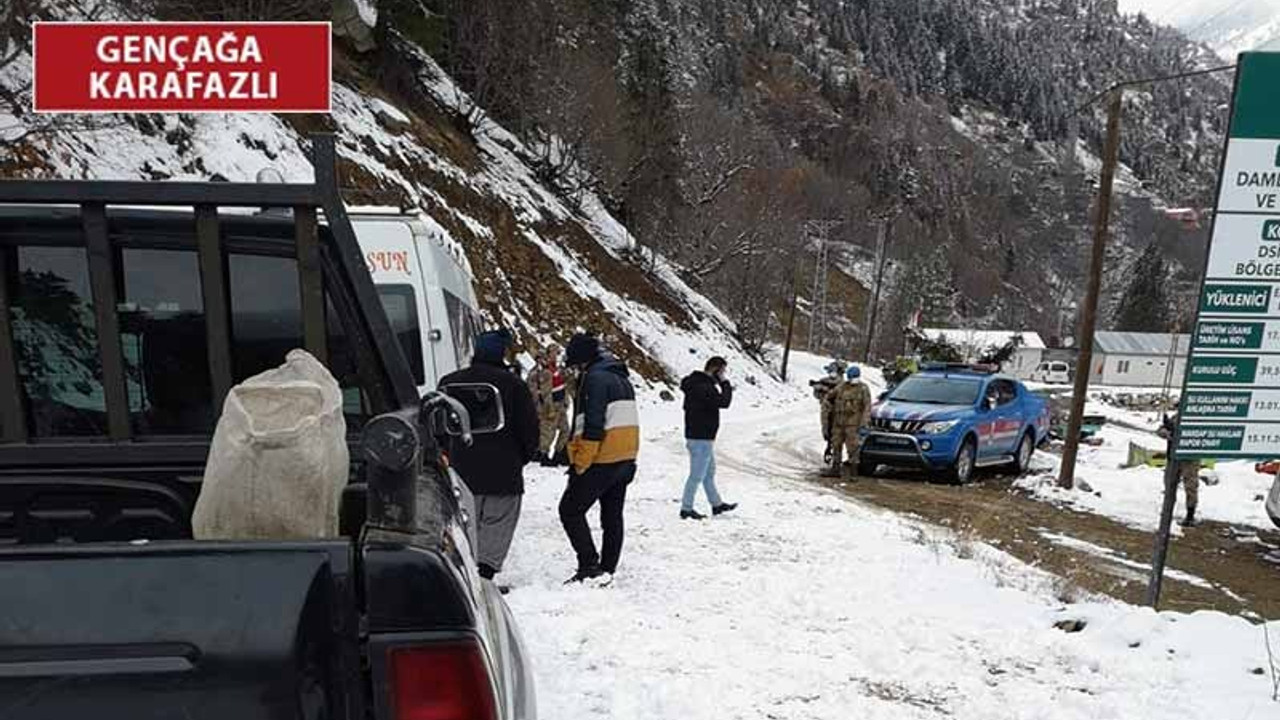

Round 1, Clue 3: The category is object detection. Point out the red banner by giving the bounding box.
[33,22,331,113]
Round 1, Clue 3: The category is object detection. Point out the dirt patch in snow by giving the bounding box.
[540,220,695,333]
[809,468,1280,620]
[0,142,51,177]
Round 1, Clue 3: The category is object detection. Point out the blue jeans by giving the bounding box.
[682,439,723,511]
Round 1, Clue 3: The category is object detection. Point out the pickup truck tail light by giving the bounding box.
[389,640,499,720]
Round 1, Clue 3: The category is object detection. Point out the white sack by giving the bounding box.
[193,350,348,540]
[1267,473,1280,530]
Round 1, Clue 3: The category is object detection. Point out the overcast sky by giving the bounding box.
[1117,0,1280,25]
[1117,0,1212,23]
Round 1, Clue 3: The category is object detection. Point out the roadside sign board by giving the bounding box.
[1180,52,1280,458]
[32,22,332,113]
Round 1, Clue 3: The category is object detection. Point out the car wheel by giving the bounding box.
[949,437,976,485]
[1012,432,1034,475]
[857,459,877,477]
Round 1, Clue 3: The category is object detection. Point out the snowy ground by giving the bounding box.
[501,357,1280,719]
[1017,425,1279,535]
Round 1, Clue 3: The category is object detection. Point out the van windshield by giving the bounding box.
[889,375,982,405]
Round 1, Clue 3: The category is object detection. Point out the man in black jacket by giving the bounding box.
[439,329,540,582]
[679,356,737,520]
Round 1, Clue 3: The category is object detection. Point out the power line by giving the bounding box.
[1073,63,1236,115]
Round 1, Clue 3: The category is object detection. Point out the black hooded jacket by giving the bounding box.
[681,371,733,440]
[439,358,540,495]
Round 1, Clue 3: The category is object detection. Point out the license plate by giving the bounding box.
[877,436,913,447]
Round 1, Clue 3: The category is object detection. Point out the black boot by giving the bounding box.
[539,452,557,467]
[711,503,737,516]
[553,448,570,467]
[478,563,497,580]
[680,509,706,520]
[564,565,605,584]
[1179,508,1198,527]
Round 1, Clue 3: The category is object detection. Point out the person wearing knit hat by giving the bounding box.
[559,333,639,585]
[563,332,601,368]
[473,328,514,365]
[438,327,539,584]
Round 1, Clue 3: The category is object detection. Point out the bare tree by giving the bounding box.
[523,17,622,205]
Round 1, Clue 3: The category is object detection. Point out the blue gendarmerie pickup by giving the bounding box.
[859,364,1050,484]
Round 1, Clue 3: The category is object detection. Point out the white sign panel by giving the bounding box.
[1216,138,1280,213]
[1202,213,1280,280]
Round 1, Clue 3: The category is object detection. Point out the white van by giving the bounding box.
[349,209,484,392]
[1032,361,1071,384]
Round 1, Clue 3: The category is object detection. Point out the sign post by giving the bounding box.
[1150,52,1280,606]
[1179,52,1280,459]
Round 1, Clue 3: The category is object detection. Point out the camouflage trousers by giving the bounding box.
[829,427,861,470]
[1178,460,1200,512]
[539,403,571,455]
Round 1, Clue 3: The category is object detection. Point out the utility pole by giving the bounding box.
[805,219,841,354]
[1058,87,1123,490]
[1056,63,1236,491]
[863,218,891,363]
[780,255,802,382]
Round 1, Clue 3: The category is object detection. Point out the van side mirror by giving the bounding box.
[983,396,997,411]
[440,383,505,435]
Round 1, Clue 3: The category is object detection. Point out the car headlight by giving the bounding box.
[920,419,959,435]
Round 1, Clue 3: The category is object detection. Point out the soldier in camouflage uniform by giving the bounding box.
[813,359,846,434]
[1157,414,1201,527]
[810,360,846,467]
[528,346,572,466]
[821,365,872,479]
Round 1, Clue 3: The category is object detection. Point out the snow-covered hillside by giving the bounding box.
[1121,0,1280,58]
[0,3,779,395]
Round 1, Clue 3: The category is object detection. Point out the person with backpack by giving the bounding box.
[439,329,540,583]
[679,356,737,520]
[559,333,639,585]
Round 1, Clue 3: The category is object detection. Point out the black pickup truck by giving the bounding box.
[0,135,535,720]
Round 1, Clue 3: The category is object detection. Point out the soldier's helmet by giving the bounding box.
[825,359,847,376]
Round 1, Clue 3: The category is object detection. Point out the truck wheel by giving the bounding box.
[1012,432,1035,475]
[949,438,976,485]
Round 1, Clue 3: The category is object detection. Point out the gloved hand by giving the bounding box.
[823,444,834,465]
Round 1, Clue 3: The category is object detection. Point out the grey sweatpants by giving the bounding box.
[475,494,523,572]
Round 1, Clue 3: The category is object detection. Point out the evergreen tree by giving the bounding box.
[1113,241,1170,332]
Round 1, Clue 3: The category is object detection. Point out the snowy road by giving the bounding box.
[502,392,1280,719]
